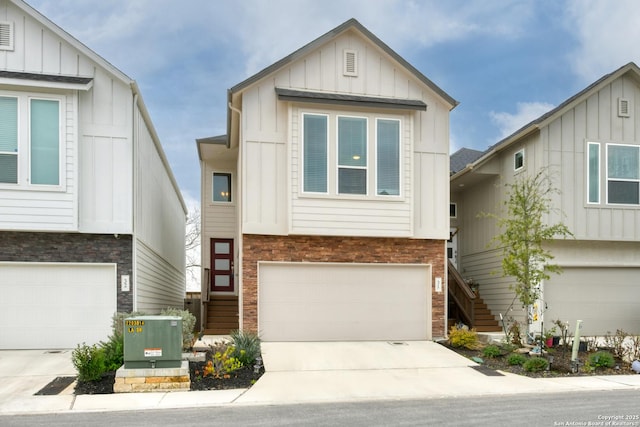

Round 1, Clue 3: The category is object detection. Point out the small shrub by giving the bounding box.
[205,341,243,378]
[100,331,124,371]
[72,343,106,382]
[523,357,549,372]
[587,351,615,369]
[507,353,526,366]
[230,330,261,366]
[603,329,630,360]
[160,307,197,351]
[449,326,479,350]
[482,345,502,359]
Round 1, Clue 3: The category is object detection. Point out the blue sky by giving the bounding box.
[27,0,640,209]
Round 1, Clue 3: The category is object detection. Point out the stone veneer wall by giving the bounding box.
[241,234,446,338]
[0,231,134,312]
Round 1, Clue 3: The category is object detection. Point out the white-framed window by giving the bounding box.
[587,142,600,204]
[302,113,328,193]
[0,91,64,189]
[450,203,457,218]
[514,149,525,171]
[212,172,232,203]
[606,143,639,205]
[300,109,402,199]
[337,115,367,195]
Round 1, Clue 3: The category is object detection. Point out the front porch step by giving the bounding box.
[205,295,239,335]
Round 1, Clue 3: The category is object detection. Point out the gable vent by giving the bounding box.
[343,49,358,77]
[0,21,14,51]
[618,98,630,118]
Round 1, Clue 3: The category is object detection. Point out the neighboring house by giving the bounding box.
[0,0,187,349]
[197,19,457,341]
[450,62,640,336]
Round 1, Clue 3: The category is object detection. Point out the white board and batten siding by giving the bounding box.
[541,74,640,241]
[240,29,451,239]
[134,112,186,312]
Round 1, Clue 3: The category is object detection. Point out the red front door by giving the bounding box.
[211,238,234,293]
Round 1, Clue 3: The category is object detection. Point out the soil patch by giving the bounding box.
[442,342,635,378]
[34,376,76,395]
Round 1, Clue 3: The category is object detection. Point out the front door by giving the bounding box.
[211,238,234,293]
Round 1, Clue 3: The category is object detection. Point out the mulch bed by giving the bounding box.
[36,356,264,396]
[442,342,635,378]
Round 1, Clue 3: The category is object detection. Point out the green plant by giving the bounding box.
[507,353,526,366]
[449,326,479,350]
[160,307,197,351]
[72,343,106,382]
[482,345,502,359]
[100,331,124,371]
[523,357,549,372]
[230,330,261,366]
[586,351,615,370]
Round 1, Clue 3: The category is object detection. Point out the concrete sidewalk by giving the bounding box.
[1,342,639,415]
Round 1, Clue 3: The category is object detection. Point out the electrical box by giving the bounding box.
[123,315,182,369]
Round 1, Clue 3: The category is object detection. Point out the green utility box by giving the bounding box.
[123,316,182,369]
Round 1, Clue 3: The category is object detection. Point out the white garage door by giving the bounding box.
[0,263,117,349]
[545,267,640,336]
[258,262,431,341]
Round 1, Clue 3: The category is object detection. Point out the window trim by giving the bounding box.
[212,171,233,204]
[300,112,329,194]
[450,203,457,218]
[514,149,525,172]
[0,90,65,191]
[587,142,600,204]
[336,114,368,196]
[375,117,402,197]
[605,143,640,205]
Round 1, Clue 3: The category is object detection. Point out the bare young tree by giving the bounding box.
[185,207,201,290]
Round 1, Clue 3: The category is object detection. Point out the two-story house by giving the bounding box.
[451,62,640,336]
[0,0,187,349]
[198,19,457,341]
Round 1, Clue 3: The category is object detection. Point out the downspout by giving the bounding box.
[131,91,139,311]
[227,101,243,329]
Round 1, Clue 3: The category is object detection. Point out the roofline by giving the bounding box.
[131,82,188,214]
[196,135,227,161]
[451,62,640,182]
[11,0,132,84]
[228,19,458,108]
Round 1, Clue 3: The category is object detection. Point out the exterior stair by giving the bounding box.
[203,295,239,335]
[472,295,502,332]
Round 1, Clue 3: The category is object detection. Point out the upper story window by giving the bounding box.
[301,110,402,198]
[0,92,63,188]
[607,144,639,204]
[213,172,232,202]
[588,142,640,205]
[514,149,524,171]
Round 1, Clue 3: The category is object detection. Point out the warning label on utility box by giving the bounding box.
[144,348,162,357]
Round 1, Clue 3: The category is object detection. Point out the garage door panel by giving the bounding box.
[0,263,116,349]
[259,263,431,342]
[545,268,640,336]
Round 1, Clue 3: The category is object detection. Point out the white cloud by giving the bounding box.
[490,102,554,139]
[565,0,640,81]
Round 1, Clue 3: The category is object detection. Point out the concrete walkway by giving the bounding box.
[1,342,639,415]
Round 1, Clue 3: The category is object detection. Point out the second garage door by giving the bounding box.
[258,262,431,341]
[0,262,117,349]
[545,267,640,336]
